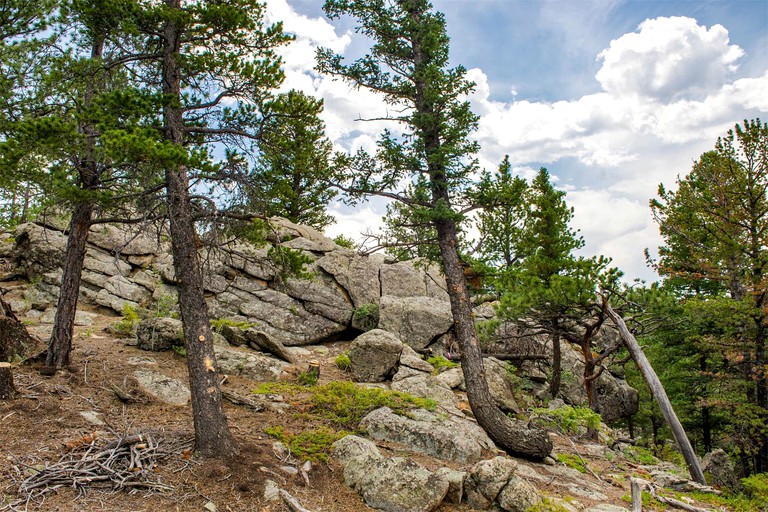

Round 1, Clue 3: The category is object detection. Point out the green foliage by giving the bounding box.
[623,446,659,465]
[556,453,587,473]
[111,303,141,337]
[317,0,480,258]
[532,405,602,435]
[332,235,355,249]
[210,318,255,333]
[268,245,315,281]
[264,425,350,463]
[246,90,339,230]
[335,353,351,372]
[252,380,434,431]
[525,497,573,512]
[297,370,319,387]
[741,473,768,505]
[171,345,187,358]
[427,355,458,373]
[473,155,529,274]
[352,303,379,332]
[309,381,436,430]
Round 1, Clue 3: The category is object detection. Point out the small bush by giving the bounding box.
[264,425,350,463]
[335,353,351,371]
[110,304,141,337]
[353,303,379,331]
[742,473,768,506]
[623,445,658,465]
[333,235,356,249]
[427,355,458,373]
[297,370,319,387]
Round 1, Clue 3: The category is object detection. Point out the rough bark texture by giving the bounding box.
[162,0,237,458]
[436,220,553,460]
[0,362,18,399]
[604,301,706,484]
[46,202,93,368]
[0,297,32,362]
[550,329,561,397]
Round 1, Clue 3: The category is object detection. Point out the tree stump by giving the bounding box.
[306,361,320,381]
[0,362,18,399]
[0,296,33,362]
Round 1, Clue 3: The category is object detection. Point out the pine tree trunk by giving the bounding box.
[604,301,706,484]
[435,218,552,460]
[46,202,93,368]
[162,0,237,458]
[550,329,561,397]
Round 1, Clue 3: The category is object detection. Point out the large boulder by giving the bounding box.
[391,372,457,410]
[484,357,521,415]
[360,407,495,463]
[463,456,518,510]
[0,297,34,362]
[317,250,383,309]
[348,329,403,383]
[496,476,541,511]
[702,448,743,492]
[378,295,453,350]
[379,259,448,300]
[332,435,448,512]
[136,317,183,352]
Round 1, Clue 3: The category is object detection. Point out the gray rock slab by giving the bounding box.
[214,345,288,381]
[133,370,190,406]
[360,407,495,463]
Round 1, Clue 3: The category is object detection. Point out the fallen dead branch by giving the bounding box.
[221,390,264,412]
[2,432,192,510]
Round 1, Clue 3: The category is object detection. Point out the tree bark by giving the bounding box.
[603,301,706,484]
[550,328,561,397]
[435,218,552,460]
[46,34,104,369]
[0,296,32,362]
[46,202,93,368]
[0,362,17,399]
[161,0,237,458]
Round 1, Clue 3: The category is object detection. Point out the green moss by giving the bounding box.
[427,355,458,373]
[310,381,435,429]
[532,405,601,435]
[623,446,658,465]
[556,453,587,473]
[335,353,351,371]
[210,318,255,332]
[264,425,350,463]
[525,497,573,512]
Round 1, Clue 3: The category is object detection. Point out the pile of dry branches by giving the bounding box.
[3,432,191,510]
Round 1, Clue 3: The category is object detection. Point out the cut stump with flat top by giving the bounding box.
[0,362,18,399]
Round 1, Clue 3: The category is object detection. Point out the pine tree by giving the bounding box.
[651,119,768,472]
[318,0,552,459]
[247,90,337,230]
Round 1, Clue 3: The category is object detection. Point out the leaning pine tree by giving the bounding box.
[317,0,552,459]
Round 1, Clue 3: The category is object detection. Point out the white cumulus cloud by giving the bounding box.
[596,16,745,100]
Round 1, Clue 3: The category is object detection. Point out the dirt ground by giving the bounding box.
[0,293,710,512]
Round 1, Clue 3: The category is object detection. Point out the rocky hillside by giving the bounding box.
[0,221,754,511]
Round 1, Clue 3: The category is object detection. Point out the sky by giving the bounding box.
[262,0,768,283]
